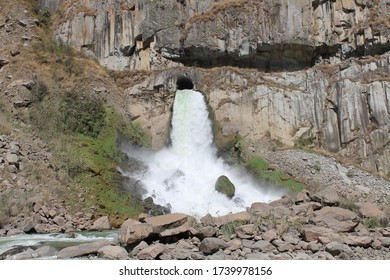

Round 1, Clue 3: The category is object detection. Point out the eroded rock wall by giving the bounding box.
[50,0,390,70]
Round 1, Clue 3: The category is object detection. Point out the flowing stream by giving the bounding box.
[0,231,118,259]
[124,89,283,217]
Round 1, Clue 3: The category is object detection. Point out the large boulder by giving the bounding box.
[313,207,359,232]
[215,175,235,199]
[90,216,111,231]
[98,245,129,260]
[199,238,228,255]
[144,213,188,234]
[57,240,113,259]
[118,219,153,246]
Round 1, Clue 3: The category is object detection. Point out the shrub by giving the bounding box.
[58,91,106,138]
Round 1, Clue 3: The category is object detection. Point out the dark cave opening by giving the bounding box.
[176,76,194,90]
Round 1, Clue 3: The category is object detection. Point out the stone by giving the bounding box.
[53,216,66,227]
[313,207,359,232]
[98,245,129,260]
[272,239,295,252]
[235,224,257,239]
[343,234,372,248]
[10,49,20,57]
[215,175,235,198]
[281,233,300,245]
[137,244,166,260]
[226,239,241,251]
[35,246,57,257]
[6,153,18,165]
[199,238,228,255]
[57,240,113,259]
[160,222,196,237]
[301,225,343,243]
[311,187,340,205]
[18,19,28,27]
[378,237,390,247]
[34,223,60,234]
[6,228,25,236]
[118,219,153,245]
[252,240,275,252]
[291,202,322,215]
[90,216,111,231]
[199,226,217,237]
[130,241,148,257]
[359,203,386,219]
[262,229,278,242]
[21,218,37,233]
[0,58,9,67]
[250,202,273,215]
[308,241,320,253]
[325,241,349,256]
[144,213,188,233]
[7,248,38,260]
[213,211,251,227]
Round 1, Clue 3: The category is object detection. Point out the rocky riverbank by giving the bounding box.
[1,176,390,260]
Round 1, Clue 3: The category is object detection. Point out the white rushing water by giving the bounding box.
[125,89,283,217]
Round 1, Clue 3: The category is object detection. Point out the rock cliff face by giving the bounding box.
[124,52,390,178]
[39,0,390,176]
[48,0,390,70]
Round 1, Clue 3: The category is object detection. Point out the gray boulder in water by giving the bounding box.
[215,175,235,199]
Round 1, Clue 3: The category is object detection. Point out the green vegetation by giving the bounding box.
[26,80,149,222]
[245,156,303,192]
[215,175,235,199]
[221,220,244,237]
[313,162,321,172]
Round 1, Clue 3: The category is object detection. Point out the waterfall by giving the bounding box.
[125,89,282,217]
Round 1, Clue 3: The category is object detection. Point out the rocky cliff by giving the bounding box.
[123,52,390,178]
[47,0,390,70]
[32,0,390,177]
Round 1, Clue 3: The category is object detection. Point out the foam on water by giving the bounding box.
[125,89,283,217]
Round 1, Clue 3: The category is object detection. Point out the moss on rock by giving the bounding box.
[215,175,235,199]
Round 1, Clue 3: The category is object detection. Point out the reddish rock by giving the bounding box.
[343,234,372,248]
[311,187,340,205]
[57,240,112,259]
[313,207,359,232]
[118,219,153,245]
[301,225,343,243]
[90,216,111,231]
[137,244,166,260]
[144,213,188,233]
[359,203,385,219]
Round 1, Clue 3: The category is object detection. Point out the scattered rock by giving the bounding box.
[301,225,342,243]
[144,213,188,233]
[7,228,25,236]
[199,238,228,255]
[98,245,129,260]
[35,246,57,258]
[343,234,372,248]
[18,19,28,27]
[252,240,275,252]
[311,187,340,206]
[118,219,153,245]
[7,248,38,260]
[90,216,111,231]
[313,207,359,232]
[10,49,20,56]
[359,202,386,219]
[57,240,113,259]
[137,244,166,260]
